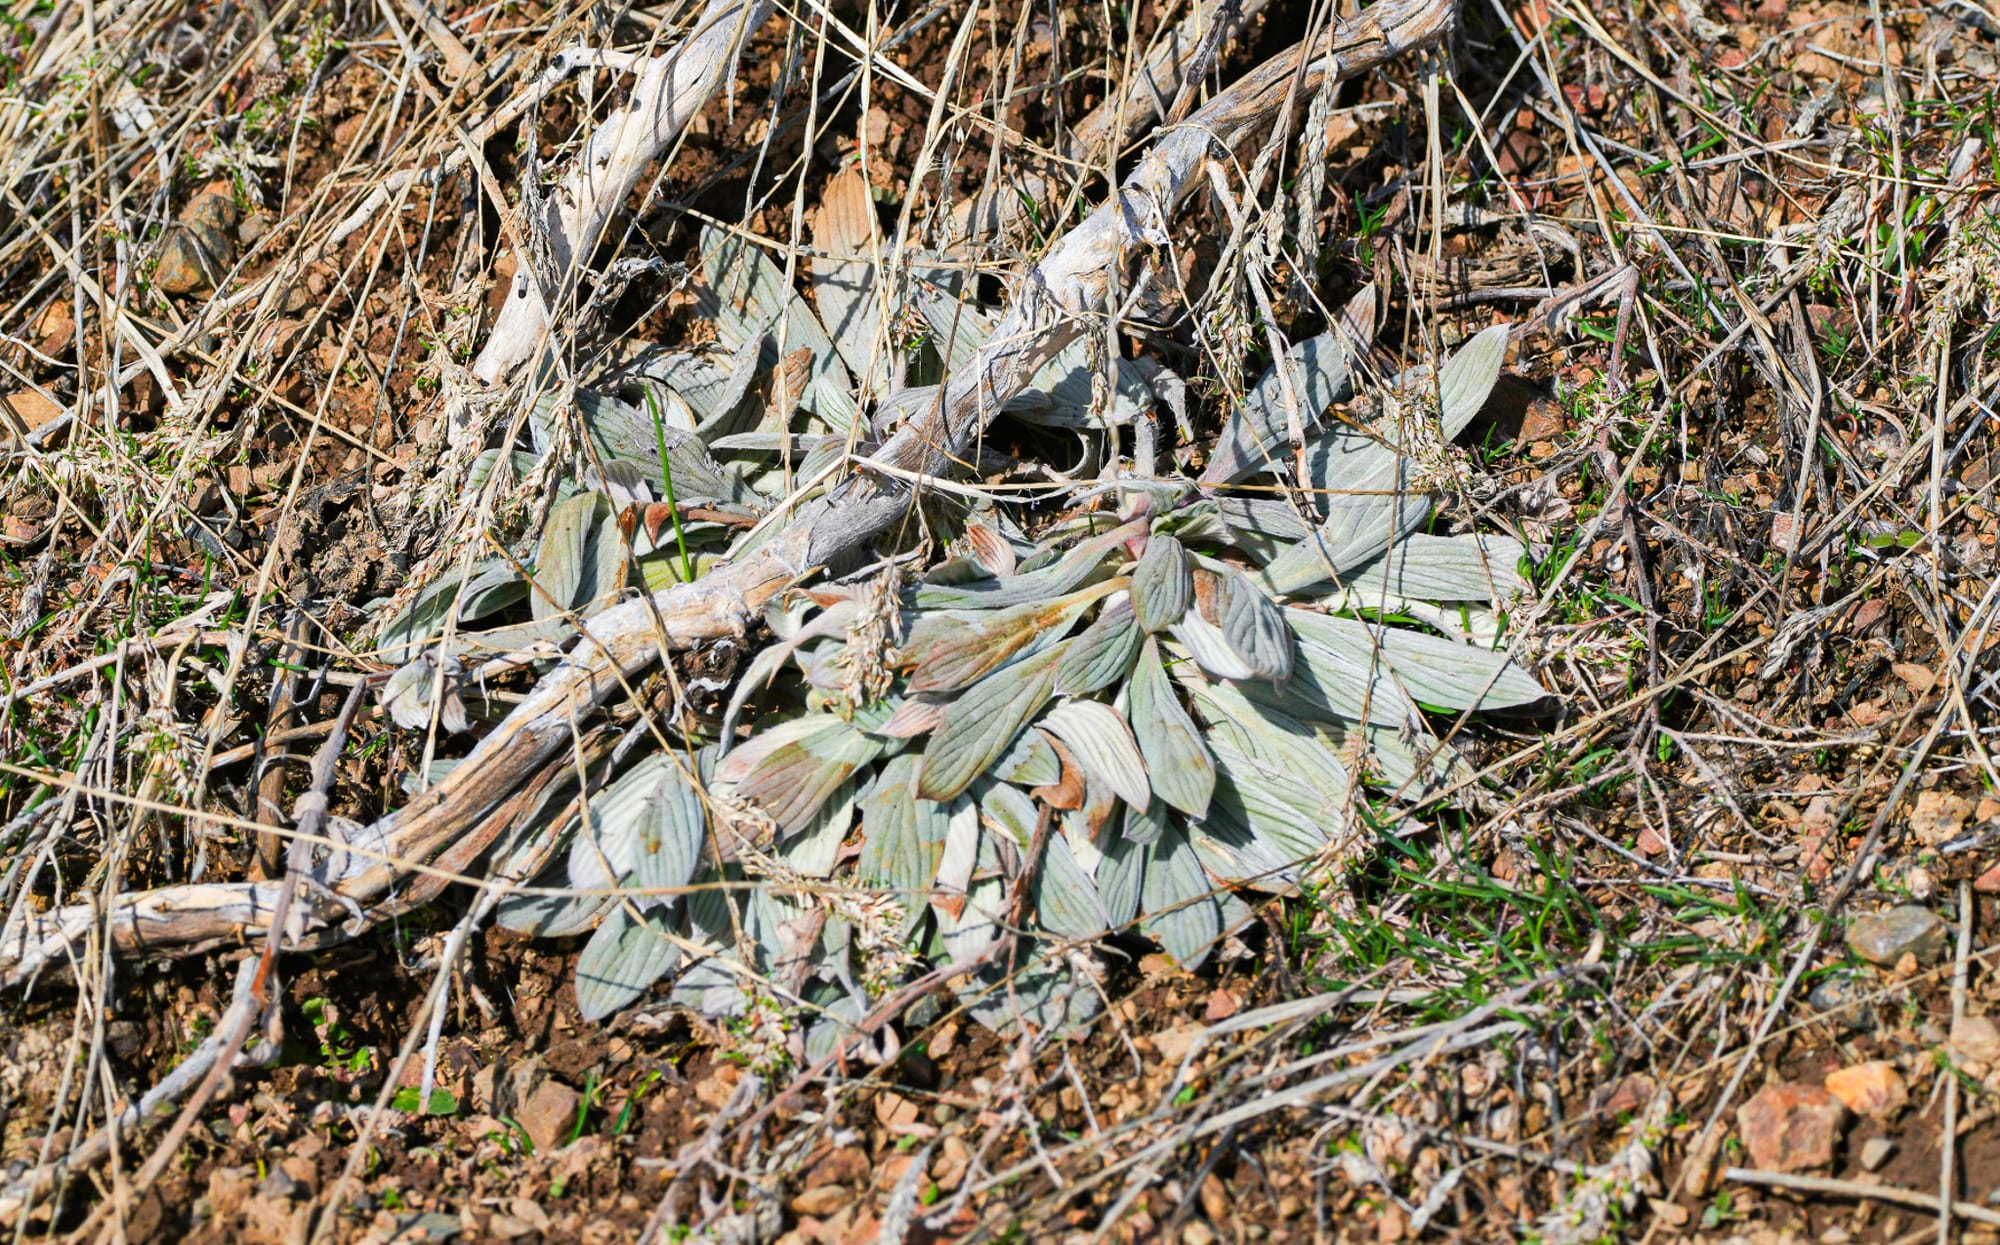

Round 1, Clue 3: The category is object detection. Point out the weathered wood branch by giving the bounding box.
[473,0,770,384]
[0,0,1456,990]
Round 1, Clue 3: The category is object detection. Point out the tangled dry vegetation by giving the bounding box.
[3,0,2000,1239]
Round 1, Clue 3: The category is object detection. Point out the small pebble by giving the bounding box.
[1860,1136,1895,1171]
[1846,905,1947,966]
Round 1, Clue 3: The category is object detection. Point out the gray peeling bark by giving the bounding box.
[0,0,1456,989]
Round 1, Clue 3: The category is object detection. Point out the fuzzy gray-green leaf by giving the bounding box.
[1127,637,1215,818]
[632,757,707,896]
[1201,331,1357,486]
[1214,568,1293,682]
[716,715,885,833]
[918,645,1064,801]
[979,781,1041,849]
[1097,831,1143,926]
[1131,532,1193,632]
[914,521,1136,610]
[1038,699,1150,810]
[1333,534,1526,603]
[903,585,1106,693]
[856,757,945,917]
[495,890,613,938]
[1438,324,1510,437]
[1287,610,1545,710]
[1141,824,1218,969]
[993,731,1063,787]
[1054,597,1141,695]
[531,491,603,621]
[1034,832,1108,941]
[575,903,683,1021]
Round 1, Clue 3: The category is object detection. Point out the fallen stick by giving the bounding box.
[0,0,1457,990]
[473,0,771,384]
[1722,1167,2000,1229]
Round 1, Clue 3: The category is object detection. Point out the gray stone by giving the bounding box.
[180,192,241,235]
[257,1169,304,1200]
[1860,1136,1895,1171]
[1846,905,1947,966]
[1806,974,1878,1032]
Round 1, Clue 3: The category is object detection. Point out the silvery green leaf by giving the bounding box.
[533,390,741,504]
[932,795,981,908]
[857,757,946,926]
[803,993,872,1065]
[783,779,855,877]
[1438,324,1510,438]
[1214,497,1311,543]
[808,167,889,398]
[1287,610,1545,710]
[1131,533,1193,633]
[918,644,1064,801]
[575,902,683,1021]
[1215,569,1293,682]
[1054,597,1141,695]
[569,755,676,890]
[1012,341,1165,429]
[671,874,751,1015]
[1034,832,1108,941]
[875,695,948,739]
[1122,793,1172,846]
[581,514,630,614]
[715,715,885,833]
[903,585,1106,693]
[700,224,856,431]
[1201,330,1358,485]
[464,449,540,497]
[1331,534,1526,603]
[625,347,741,427]
[1141,824,1219,969]
[1169,610,1257,680]
[913,520,1137,610]
[495,890,613,937]
[916,288,998,373]
[1361,721,1475,796]
[938,876,1007,965]
[531,491,603,621]
[720,636,797,751]
[1039,700,1150,811]
[1258,493,1433,597]
[1097,832,1143,927]
[992,729,1063,787]
[1127,638,1215,818]
[627,755,706,897]
[1189,741,1338,890]
[584,458,655,509]
[375,558,526,664]
[978,781,1041,850]
[1182,678,1353,812]
[952,939,1102,1036]
[1248,629,1416,728]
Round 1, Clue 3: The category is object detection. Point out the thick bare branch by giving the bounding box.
[473,0,770,384]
